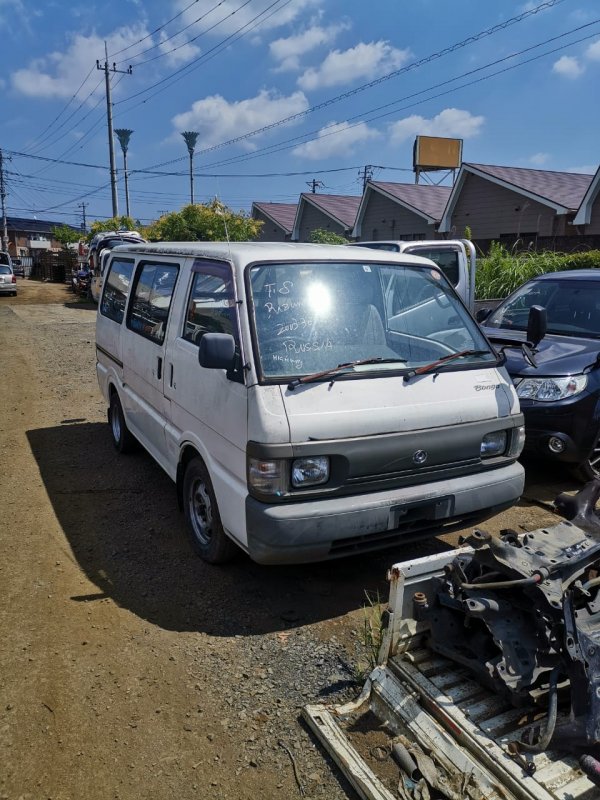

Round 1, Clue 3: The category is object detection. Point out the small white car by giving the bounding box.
[0,254,17,296]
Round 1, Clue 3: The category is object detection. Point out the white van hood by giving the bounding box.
[280,368,516,442]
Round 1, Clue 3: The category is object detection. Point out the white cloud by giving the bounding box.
[158,29,201,67]
[171,89,309,149]
[269,22,349,72]
[585,39,600,62]
[389,108,485,145]
[174,0,320,39]
[292,120,380,160]
[529,152,550,166]
[552,55,584,78]
[566,164,597,175]
[11,25,149,100]
[0,0,25,29]
[298,41,410,91]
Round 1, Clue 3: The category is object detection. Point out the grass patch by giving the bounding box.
[476,242,600,300]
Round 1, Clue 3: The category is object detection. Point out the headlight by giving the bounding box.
[481,430,507,458]
[291,456,330,488]
[515,375,587,402]
[248,458,287,496]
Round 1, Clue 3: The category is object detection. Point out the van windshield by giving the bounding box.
[249,261,495,380]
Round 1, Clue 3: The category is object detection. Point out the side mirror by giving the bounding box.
[527,304,547,348]
[475,307,491,323]
[198,332,236,370]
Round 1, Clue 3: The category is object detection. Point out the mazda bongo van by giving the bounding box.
[95,242,525,564]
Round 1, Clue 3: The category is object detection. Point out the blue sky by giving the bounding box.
[1,0,599,229]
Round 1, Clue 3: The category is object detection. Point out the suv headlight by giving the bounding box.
[481,430,507,458]
[515,375,587,402]
[291,456,329,488]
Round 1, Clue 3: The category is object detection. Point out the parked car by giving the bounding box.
[480,269,600,480]
[88,230,146,303]
[96,241,525,565]
[0,255,17,296]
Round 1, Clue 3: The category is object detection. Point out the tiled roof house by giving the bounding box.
[439,163,594,243]
[353,182,452,241]
[251,202,297,242]
[292,194,361,241]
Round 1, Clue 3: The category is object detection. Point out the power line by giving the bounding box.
[196,21,600,171]
[133,0,566,173]
[115,0,229,65]
[114,0,291,110]
[108,0,206,58]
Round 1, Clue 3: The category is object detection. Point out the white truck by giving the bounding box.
[350,240,477,312]
[304,496,600,799]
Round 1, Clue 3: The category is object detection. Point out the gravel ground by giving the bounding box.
[0,279,569,800]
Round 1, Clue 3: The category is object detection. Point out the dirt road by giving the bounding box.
[0,279,569,800]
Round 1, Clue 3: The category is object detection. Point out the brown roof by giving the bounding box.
[369,182,452,221]
[301,193,361,229]
[252,202,297,234]
[466,163,594,211]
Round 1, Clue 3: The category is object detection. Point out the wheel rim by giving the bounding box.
[188,479,213,546]
[588,441,600,474]
[110,402,121,443]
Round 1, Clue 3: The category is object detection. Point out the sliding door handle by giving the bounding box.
[157,356,163,380]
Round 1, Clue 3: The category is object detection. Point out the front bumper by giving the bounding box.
[520,390,600,464]
[246,461,524,564]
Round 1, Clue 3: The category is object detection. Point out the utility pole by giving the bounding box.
[78,202,88,233]
[306,179,324,194]
[358,165,374,190]
[97,42,132,218]
[0,149,11,252]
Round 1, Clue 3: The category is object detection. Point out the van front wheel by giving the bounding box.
[183,458,237,564]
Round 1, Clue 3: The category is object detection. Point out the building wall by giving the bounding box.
[450,172,566,240]
[252,209,289,242]
[358,193,434,240]
[297,203,346,241]
[587,194,600,234]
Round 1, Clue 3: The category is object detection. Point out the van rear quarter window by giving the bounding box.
[100,259,134,324]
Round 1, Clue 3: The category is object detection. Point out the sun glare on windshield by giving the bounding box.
[305,282,332,317]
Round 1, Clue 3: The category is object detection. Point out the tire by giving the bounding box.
[183,457,237,564]
[570,438,600,482]
[108,392,137,454]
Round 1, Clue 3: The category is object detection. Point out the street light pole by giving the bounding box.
[115,129,133,218]
[181,131,199,204]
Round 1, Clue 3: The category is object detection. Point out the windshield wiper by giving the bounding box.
[287,357,407,390]
[403,349,490,383]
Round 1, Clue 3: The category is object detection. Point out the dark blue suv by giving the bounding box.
[480,270,600,481]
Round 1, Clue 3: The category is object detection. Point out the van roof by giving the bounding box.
[110,240,438,268]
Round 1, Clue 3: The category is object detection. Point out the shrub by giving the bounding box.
[475,243,600,299]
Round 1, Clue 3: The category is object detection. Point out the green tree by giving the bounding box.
[51,224,82,250]
[308,228,348,244]
[144,200,263,242]
[87,215,137,242]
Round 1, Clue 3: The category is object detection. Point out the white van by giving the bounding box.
[95,242,525,565]
[350,240,476,310]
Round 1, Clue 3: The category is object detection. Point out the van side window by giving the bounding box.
[183,269,239,347]
[100,259,134,324]
[128,262,179,345]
